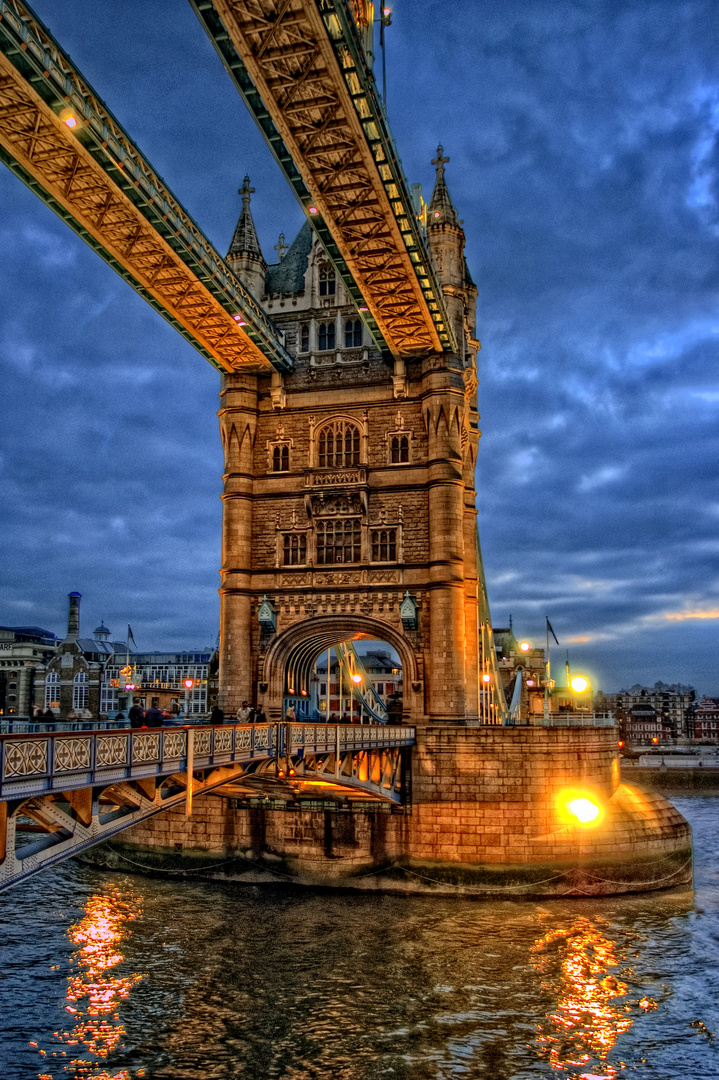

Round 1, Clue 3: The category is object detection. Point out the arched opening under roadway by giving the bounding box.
[260,615,420,724]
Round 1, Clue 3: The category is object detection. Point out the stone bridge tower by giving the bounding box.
[219,150,483,725]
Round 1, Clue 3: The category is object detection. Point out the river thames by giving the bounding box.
[1,795,717,1080]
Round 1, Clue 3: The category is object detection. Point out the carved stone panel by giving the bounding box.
[163,731,187,760]
[4,740,48,778]
[131,733,160,764]
[55,738,91,772]
[96,735,128,768]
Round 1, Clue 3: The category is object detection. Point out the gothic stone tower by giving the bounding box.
[220,153,481,725]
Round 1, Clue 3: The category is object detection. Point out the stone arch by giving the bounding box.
[261,613,420,719]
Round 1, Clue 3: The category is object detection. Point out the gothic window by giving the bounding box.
[391,435,410,463]
[73,671,89,712]
[371,528,397,562]
[319,266,336,296]
[317,518,361,564]
[318,419,361,468]
[282,533,307,566]
[318,322,335,351]
[344,319,362,347]
[300,324,309,352]
[45,671,60,710]
[272,444,290,472]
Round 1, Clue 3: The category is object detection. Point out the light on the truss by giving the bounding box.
[519,641,530,652]
[482,673,492,684]
[571,676,589,693]
[526,679,535,687]
[59,108,78,128]
[233,314,247,325]
[359,305,369,311]
[308,205,319,215]
[300,689,307,696]
[351,674,362,684]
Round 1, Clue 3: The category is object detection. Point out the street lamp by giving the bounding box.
[183,678,194,720]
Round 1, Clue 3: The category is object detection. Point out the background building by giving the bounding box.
[597,683,696,741]
[0,624,58,715]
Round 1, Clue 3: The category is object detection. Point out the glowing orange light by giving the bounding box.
[519,641,530,652]
[300,689,307,696]
[482,673,492,683]
[288,768,295,776]
[571,676,589,692]
[59,108,78,128]
[618,740,624,748]
[652,736,659,743]
[184,679,194,689]
[351,674,362,683]
[568,797,600,823]
[277,769,285,778]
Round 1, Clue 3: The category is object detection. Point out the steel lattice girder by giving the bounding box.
[0,0,292,374]
[191,0,456,361]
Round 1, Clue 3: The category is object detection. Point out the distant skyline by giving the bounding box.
[1,1,718,694]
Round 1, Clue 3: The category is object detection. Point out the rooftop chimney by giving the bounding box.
[67,591,81,641]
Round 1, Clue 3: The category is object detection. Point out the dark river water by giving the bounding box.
[2,796,719,1080]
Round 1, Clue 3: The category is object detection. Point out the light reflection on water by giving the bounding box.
[0,796,717,1079]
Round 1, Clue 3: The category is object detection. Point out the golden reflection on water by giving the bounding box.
[36,884,145,1080]
[530,916,648,1080]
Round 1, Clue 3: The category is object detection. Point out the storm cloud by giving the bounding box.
[1,0,717,691]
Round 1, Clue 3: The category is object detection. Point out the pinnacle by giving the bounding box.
[227,175,266,263]
[428,143,459,226]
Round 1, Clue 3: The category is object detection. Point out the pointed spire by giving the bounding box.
[428,144,459,226]
[227,176,265,262]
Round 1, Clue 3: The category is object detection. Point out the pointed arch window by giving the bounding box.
[300,324,309,352]
[73,671,89,712]
[344,319,362,348]
[319,266,336,296]
[272,444,290,472]
[371,528,397,562]
[391,435,410,463]
[283,533,307,566]
[318,419,361,468]
[318,322,335,351]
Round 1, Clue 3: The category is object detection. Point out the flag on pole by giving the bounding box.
[127,625,137,648]
[546,618,559,646]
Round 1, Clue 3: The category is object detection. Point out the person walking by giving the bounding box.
[254,705,267,725]
[284,704,296,722]
[236,700,252,723]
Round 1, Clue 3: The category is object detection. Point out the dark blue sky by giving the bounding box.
[1,0,718,693]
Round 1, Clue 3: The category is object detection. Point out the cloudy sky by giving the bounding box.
[1,0,718,693]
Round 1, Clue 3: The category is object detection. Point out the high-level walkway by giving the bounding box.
[0,721,415,892]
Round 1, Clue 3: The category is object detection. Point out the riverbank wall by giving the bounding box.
[85,726,692,897]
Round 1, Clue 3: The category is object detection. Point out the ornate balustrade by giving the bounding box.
[0,723,415,803]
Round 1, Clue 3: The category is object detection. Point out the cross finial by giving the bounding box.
[431,144,449,180]
[274,232,287,261]
[239,175,254,207]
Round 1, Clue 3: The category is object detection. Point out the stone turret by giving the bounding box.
[226,176,267,300]
[426,145,477,362]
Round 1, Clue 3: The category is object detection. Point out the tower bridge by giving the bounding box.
[0,0,693,895]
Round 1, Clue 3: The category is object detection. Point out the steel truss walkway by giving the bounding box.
[0,721,415,892]
[193,0,456,360]
[0,0,291,374]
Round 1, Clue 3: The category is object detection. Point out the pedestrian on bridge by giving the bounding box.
[210,704,224,724]
[145,704,164,727]
[255,705,267,725]
[236,701,252,723]
[129,703,145,728]
[285,704,296,722]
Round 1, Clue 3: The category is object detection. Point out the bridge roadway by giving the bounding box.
[0,721,415,893]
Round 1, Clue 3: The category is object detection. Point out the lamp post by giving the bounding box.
[183,678,194,721]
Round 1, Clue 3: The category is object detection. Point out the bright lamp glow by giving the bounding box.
[519,641,530,652]
[184,679,194,689]
[482,673,492,683]
[526,679,534,687]
[308,205,318,215]
[567,797,600,823]
[233,314,247,325]
[351,674,362,684]
[59,108,78,128]
[571,676,589,692]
